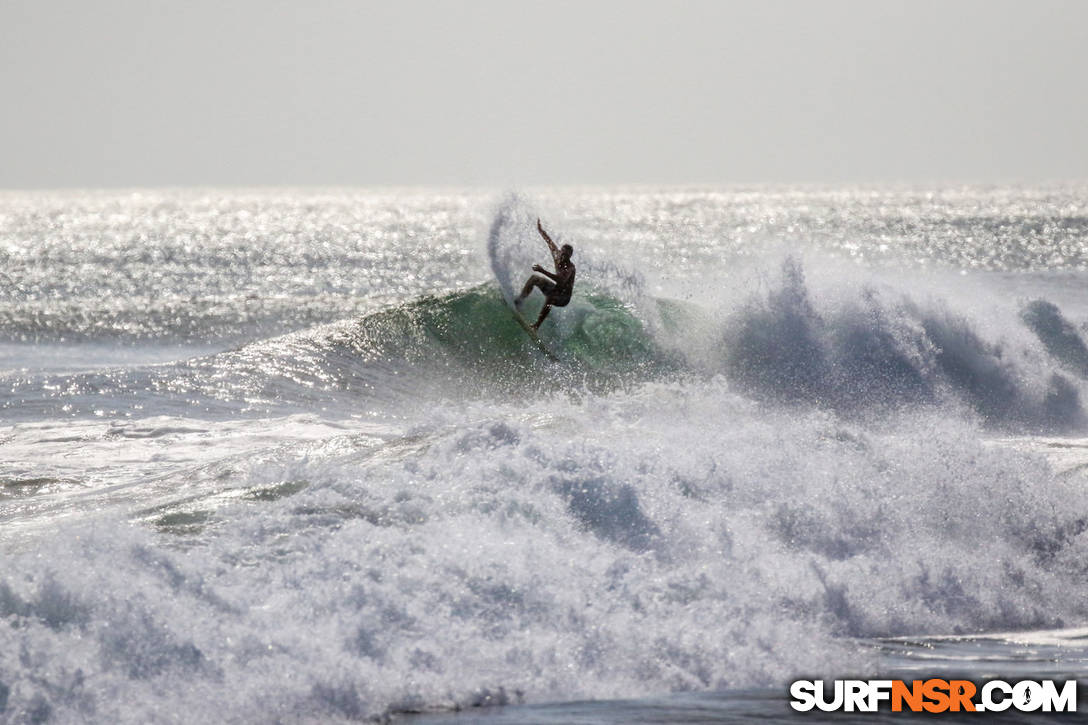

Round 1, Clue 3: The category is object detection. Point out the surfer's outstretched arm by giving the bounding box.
[537,218,560,260]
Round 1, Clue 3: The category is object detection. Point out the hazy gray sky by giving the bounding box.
[2,0,1086,188]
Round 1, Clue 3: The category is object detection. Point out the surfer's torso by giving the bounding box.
[550,262,575,306]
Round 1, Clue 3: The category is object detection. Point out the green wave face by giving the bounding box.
[343,285,681,397]
[555,294,671,372]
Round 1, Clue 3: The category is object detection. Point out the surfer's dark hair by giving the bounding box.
[561,244,573,257]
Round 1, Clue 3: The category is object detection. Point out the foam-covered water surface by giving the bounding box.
[3,187,1088,721]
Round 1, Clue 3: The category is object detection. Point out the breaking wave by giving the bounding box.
[7,263,1088,437]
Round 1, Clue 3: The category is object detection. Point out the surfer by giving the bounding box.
[514,218,576,330]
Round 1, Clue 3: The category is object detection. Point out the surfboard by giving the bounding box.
[511,308,560,361]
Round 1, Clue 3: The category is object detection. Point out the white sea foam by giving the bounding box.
[4,385,1088,721]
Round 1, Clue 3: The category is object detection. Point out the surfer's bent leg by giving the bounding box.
[533,303,552,330]
[516,275,555,306]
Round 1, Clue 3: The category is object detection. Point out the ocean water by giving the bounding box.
[3,186,1088,722]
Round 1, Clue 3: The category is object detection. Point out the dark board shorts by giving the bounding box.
[549,292,571,307]
[535,277,571,307]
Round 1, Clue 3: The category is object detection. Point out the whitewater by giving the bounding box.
[3,186,1088,722]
